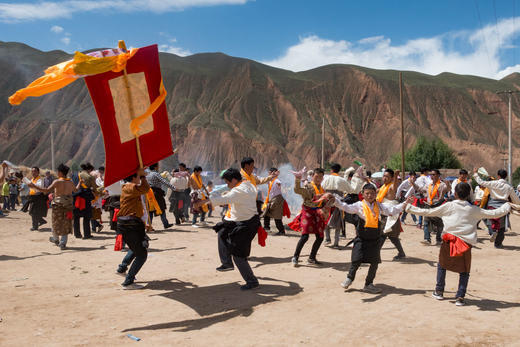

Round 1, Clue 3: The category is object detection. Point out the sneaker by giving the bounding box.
[216,265,234,272]
[324,240,331,245]
[191,224,199,228]
[363,283,382,294]
[291,257,299,267]
[116,269,127,276]
[199,221,208,227]
[421,240,431,246]
[432,290,444,300]
[49,237,59,246]
[240,282,259,291]
[59,244,66,250]
[274,231,286,236]
[490,232,497,242]
[340,277,353,289]
[30,227,38,231]
[122,283,144,290]
[164,223,173,229]
[97,225,104,232]
[307,258,321,265]
[455,297,465,306]
[393,254,406,261]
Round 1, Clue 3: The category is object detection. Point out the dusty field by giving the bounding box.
[1,209,520,346]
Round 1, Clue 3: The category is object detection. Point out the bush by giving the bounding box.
[387,136,461,171]
[512,167,520,187]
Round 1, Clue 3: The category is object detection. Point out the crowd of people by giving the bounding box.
[1,158,519,306]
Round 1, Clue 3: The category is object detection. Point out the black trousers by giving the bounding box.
[348,261,379,286]
[31,215,45,229]
[381,234,405,256]
[74,215,91,238]
[293,234,323,259]
[264,216,284,233]
[495,227,506,247]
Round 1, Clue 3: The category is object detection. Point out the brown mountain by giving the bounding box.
[1,40,520,173]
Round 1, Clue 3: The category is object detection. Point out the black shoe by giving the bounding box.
[216,265,234,272]
[274,231,286,236]
[30,227,38,231]
[39,219,47,226]
[240,282,259,291]
[49,237,59,246]
[393,254,406,261]
[307,258,321,265]
[164,223,173,229]
[83,235,93,239]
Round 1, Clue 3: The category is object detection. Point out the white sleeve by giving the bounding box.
[406,203,450,217]
[210,189,240,205]
[476,203,511,219]
[379,202,405,216]
[333,198,361,214]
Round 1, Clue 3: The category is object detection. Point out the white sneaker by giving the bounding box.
[363,283,382,294]
[291,257,299,267]
[199,221,208,226]
[191,224,200,228]
[341,278,353,289]
[122,283,144,290]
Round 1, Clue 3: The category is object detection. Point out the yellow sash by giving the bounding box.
[480,188,490,208]
[225,180,243,218]
[362,200,380,228]
[428,181,441,204]
[191,173,208,212]
[311,181,325,207]
[376,183,392,203]
[146,188,161,215]
[331,173,339,176]
[262,180,274,211]
[240,169,257,187]
[29,176,41,195]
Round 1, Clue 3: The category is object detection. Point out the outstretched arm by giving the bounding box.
[406,202,450,217]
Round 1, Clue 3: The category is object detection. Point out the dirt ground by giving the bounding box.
[1,209,520,346]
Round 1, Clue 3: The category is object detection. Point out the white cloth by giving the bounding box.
[209,180,257,222]
[396,178,414,199]
[171,176,189,191]
[105,181,123,196]
[474,186,484,201]
[415,174,432,190]
[407,200,511,245]
[333,197,405,221]
[473,174,520,204]
[321,173,364,193]
[419,181,448,205]
[450,178,474,201]
[268,178,282,199]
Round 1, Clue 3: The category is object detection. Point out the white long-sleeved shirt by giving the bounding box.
[268,178,282,199]
[415,174,432,190]
[473,174,520,204]
[407,200,511,245]
[450,178,474,201]
[209,180,257,222]
[396,178,415,199]
[321,174,364,194]
[333,198,405,221]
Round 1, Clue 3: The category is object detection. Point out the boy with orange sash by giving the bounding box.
[406,182,513,306]
[190,166,209,227]
[262,167,287,236]
[289,168,329,266]
[328,184,408,293]
[240,157,275,214]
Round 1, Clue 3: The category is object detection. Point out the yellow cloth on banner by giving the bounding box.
[262,180,274,211]
[362,200,380,228]
[240,169,257,187]
[146,188,161,215]
[376,183,391,203]
[428,181,441,204]
[191,173,208,213]
[29,176,41,195]
[129,80,167,135]
[8,49,139,105]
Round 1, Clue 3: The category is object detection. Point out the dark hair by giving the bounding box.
[269,167,278,173]
[421,168,429,174]
[98,166,105,172]
[366,170,372,177]
[193,166,202,172]
[57,163,69,176]
[497,169,507,179]
[207,181,213,186]
[80,163,94,171]
[221,168,242,181]
[149,163,159,171]
[173,169,179,173]
[124,173,138,182]
[362,183,376,192]
[431,169,441,175]
[348,172,354,178]
[314,167,325,175]
[409,171,416,176]
[455,182,471,200]
[385,168,394,177]
[459,169,468,175]
[241,157,254,169]
[32,166,40,173]
[179,163,186,169]
[330,163,341,173]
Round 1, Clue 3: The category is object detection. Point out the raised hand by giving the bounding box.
[291,166,307,179]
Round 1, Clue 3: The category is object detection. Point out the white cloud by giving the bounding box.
[61,37,71,45]
[50,25,63,33]
[159,43,192,57]
[0,0,249,22]
[263,17,520,80]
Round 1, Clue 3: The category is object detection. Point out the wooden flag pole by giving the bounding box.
[118,40,144,168]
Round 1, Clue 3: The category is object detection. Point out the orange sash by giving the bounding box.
[240,169,257,187]
[29,176,41,195]
[376,183,392,203]
[262,180,274,211]
[428,181,441,204]
[311,181,325,207]
[146,188,161,215]
[331,173,339,176]
[191,173,208,212]
[225,180,243,218]
[362,200,379,228]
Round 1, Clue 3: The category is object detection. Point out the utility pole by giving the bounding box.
[50,121,55,172]
[496,90,520,184]
[321,117,325,168]
[399,72,405,180]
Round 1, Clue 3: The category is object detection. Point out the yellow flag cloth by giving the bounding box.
[362,201,379,228]
[8,49,139,105]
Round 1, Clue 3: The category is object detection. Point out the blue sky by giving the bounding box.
[1,0,520,79]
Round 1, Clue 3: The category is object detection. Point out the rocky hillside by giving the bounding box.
[2,41,520,173]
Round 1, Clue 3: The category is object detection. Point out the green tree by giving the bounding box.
[387,136,461,172]
[512,166,520,187]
